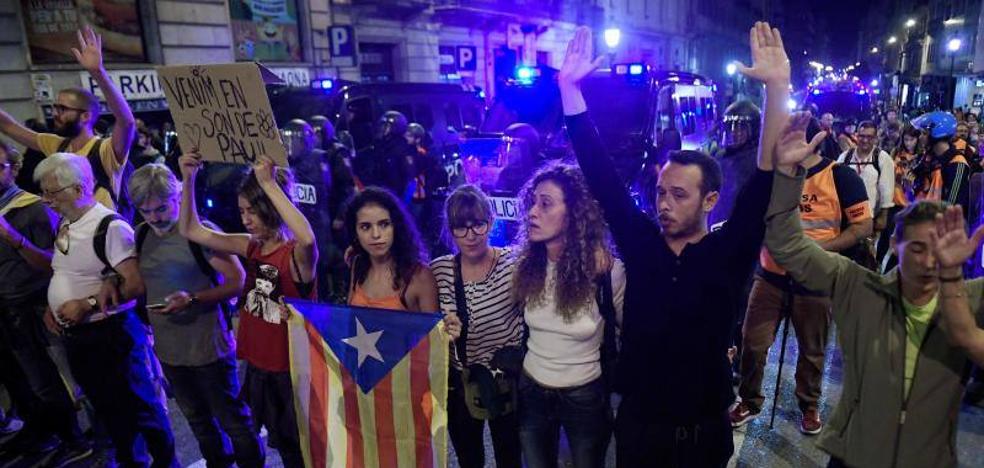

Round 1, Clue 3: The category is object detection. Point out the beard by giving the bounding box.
[53,118,82,139]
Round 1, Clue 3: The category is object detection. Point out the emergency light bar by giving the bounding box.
[515,66,539,85]
[310,79,334,90]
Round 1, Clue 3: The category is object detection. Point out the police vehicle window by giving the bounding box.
[444,102,462,130]
[414,103,434,130]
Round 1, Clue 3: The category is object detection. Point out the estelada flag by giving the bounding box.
[286,299,449,468]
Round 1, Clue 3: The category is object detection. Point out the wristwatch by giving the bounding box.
[86,296,98,311]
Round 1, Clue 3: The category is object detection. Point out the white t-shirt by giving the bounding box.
[49,203,136,324]
[523,258,625,388]
[837,147,896,212]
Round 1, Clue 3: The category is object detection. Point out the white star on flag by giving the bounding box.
[342,318,384,367]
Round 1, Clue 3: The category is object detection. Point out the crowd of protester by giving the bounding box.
[4,21,984,468]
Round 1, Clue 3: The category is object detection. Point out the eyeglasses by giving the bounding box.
[52,104,87,115]
[452,221,490,238]
[41,185,75,198]
[55,222,69,255]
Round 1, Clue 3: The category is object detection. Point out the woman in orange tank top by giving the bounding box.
[344,187,460,337]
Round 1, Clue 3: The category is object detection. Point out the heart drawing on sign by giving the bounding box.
[182,123,203,151]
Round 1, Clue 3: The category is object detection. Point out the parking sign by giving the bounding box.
[456,46,477,72]
[329,25,357,66]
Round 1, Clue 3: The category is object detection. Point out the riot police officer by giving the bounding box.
[711,100,761,228]
[495,123,542,194]
[354,111,413,197]
[281,119,334,300]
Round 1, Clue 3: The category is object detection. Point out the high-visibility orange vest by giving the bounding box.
[914,154,968,202]
[893,149,915,207]
[761,161,865,274]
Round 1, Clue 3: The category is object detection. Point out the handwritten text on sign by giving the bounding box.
[158,63,287,166]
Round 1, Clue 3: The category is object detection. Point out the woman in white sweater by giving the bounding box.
[513,164,625,468]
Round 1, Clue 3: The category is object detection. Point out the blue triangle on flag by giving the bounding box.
[287,299,443,393]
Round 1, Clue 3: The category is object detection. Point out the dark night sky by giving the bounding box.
[808,0,868,65]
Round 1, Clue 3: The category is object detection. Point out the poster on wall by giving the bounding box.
[20,0,146,64]
[228,0,303,62]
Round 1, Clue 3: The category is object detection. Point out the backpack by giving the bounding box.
[57,137,136,222]
[135,223,236,330]
[845,148,883,178]
[93,214,148,323]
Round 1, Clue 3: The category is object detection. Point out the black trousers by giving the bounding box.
[615,396,733,468]
[447,368,521,468]
[0,291,83,444]
[241,364,303,468]
[63,311,176,467]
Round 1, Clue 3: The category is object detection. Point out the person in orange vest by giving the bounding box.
[954,121,982,171]
[911,112,970,216]
[731,117,872,435]
[877,126,922,271]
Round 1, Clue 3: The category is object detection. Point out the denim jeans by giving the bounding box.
[0,291,83,444]
[162,356,264,468]
[63,311,177,467]
[518,373,612,468]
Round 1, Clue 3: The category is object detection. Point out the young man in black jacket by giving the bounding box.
[557,23,790,466]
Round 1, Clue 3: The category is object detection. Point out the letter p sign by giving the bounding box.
[456,46,477,71]
[329,26,355,58]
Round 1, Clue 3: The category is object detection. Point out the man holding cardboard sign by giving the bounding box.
[0,26,136,215]
[158,63,288,167]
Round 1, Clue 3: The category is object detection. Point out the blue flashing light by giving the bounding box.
[812,89,821,95]
[614,64,629,75]
[310,79,334,90]
[477,90,486,99]
[206,198,214,209]
[516,67,534,80]
[856,89,867,95]
[629,64,644,75]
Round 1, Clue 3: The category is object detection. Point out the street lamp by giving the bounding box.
[948,38,962,76]
[604,28,621,49]
[871,46,879,54]
[726,62,737,76]
[905,18,916,28]
[888,36,897,44]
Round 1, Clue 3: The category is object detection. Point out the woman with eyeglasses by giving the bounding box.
[429,184,523,468]
[513,164,625,468]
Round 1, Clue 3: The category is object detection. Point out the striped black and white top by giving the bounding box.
[430,247,524,370]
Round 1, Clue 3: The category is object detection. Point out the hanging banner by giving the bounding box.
[158,63,288,166]
[20,0,146,64]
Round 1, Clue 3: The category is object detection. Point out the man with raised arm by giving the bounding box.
[558,23,790,466]
[0,26,135,213]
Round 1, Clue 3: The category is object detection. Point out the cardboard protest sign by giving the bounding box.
[158,63,288,166]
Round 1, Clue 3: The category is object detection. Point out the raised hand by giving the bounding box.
[558,27,605,88]
[736,22,790,85]
[253,155,276,187]
[72,26,104,72]
[774,112,825,170]
[928,205,984,271]
[178,152,203,180]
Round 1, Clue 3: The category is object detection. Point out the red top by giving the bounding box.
[237,239,316,372]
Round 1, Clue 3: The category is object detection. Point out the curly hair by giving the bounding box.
[513,164,613,322]
[345,186,428,291]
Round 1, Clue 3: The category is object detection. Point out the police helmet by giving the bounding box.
[280,119,315,160]
[406,123,426,140]
[503,123,541,160]
[720,100,761,149]
[912,111,958,140]
[308,115,335,144]
[376,110,408,140]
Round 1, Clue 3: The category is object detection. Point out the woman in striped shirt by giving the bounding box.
[430,185,523,468]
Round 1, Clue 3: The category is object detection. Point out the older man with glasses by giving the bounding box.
[35,153,177,467]
[0,140,94,466]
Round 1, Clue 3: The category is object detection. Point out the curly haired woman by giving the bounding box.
[513,164,625,468]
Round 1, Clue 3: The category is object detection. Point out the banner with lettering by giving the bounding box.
[158,63,288,167]
[20,0,146,64]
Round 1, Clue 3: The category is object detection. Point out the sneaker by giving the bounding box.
[729,401,759,427]
[44,441,94,468]
[800,408,823,435]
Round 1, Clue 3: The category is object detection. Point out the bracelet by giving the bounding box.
[940,275,964,283]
